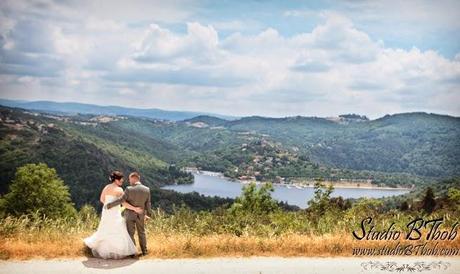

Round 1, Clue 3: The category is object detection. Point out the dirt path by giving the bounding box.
[1,256,459,274]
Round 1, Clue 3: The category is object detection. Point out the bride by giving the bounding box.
[84,171,143,259]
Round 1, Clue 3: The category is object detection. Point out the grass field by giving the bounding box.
[1,206,459,259]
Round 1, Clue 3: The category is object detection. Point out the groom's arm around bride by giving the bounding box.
[105,172,152,217]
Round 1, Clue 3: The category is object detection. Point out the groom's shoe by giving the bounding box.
[141,251,148,256]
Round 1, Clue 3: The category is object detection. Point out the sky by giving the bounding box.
[0,0,459,119]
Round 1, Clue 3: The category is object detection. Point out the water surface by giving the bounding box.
[162,173,410,208]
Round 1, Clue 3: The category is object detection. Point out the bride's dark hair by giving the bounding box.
[109,171,124,182]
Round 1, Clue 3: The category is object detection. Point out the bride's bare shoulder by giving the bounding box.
[113,186,124,196]
[102,184,113,192]
[102,184,119,195]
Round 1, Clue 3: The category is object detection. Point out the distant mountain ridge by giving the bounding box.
[1,100,459,180]
[181,111,460,179]
[0,99,238,121]
[1,105,459,210]
[2,98,458,124]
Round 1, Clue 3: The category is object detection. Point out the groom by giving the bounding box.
[105,171,152,256]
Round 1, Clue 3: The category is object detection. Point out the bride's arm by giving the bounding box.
[100,185,108,204]
[122,201,142,213]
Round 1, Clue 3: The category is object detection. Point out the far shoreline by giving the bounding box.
[188,170,413,191]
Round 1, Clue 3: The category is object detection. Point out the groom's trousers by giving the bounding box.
[126,215,147,254]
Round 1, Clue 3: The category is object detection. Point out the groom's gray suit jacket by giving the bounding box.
[106,182,152,219]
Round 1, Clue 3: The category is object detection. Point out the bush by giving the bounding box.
[307,181,334,218]
[229,182,279,216]
[78,204,98,224]
[421,187,436,214]
[0,163,77,219]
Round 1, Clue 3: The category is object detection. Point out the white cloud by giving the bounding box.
[131,22,221,65]
[0,1,459,118]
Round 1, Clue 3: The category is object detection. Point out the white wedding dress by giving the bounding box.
[84,195,137,259]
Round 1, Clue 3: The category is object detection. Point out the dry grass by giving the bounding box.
[1,207,459,260]
[2,231,460,260]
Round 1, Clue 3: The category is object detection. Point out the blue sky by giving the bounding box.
[0,0,459,118]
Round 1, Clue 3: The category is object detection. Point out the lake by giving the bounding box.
[161,173,410,208]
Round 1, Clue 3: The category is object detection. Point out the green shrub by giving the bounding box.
[1,163,77,219]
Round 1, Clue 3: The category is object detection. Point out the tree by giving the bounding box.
[0,163,76,218]
[307,181,334,217]
[229,182,279,215]
[421,187,436,214]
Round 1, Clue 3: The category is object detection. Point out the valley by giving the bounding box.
[1,103,459,210]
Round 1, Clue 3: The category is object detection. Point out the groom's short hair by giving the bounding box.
[129,172,140,180]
